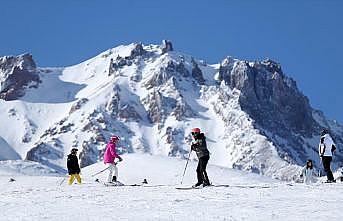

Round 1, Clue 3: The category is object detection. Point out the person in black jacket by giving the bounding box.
[191,128,211,187]
[67,148,81,185]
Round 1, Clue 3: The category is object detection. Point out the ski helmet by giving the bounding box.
[191,128,201,134]
[110,135,120,142]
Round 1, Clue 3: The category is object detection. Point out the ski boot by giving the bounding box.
[192,182,203,188]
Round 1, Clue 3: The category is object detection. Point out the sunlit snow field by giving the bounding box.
[1,154,342,221]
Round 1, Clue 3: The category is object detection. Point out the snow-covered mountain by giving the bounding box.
[1,40,342,179]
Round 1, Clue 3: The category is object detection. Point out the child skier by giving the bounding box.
[191,128,211,187]
[300,159,317,184]
[67,148,82,185]
[104,135,123,183]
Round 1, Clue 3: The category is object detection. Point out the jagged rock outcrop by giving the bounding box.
[165,127,187,157]
[110,43,147,74]
[161,40,173,54]
[218,57,343,167]
[106,86,142,122]
[69,98,89,114]
[128,43,146,59]
[0,54,40,100]
[144,60,190,89]
[191,58,205,85]
[79,140,99,168]
[143,89,168,124]
[26,141,65,173]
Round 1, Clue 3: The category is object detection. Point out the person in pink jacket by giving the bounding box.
[104,135,123,183]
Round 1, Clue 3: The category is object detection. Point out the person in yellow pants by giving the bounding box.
[67,148,82,185]
[68,174,81,185]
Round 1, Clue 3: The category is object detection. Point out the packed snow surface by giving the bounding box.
[1,154,343,221]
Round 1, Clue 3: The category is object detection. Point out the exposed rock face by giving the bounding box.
[129,43,146,59]
[143,89,168,124]
[161,40,173,54]
[191,58,205,85]
[165,127,187,157]
[79,140,99,168]
[144,60,190,89]
[218,58,343,167]
[26,141,65,173]
[110,43,147,74]
[106,86,142,122]
[0,54,40,100]
[226,59,316,135]
[69,98,89,114]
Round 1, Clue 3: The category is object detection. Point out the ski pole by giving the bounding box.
[91,166,111,177]
[91,161,119,177]
[180,150,192,184]
[59,176,68,186]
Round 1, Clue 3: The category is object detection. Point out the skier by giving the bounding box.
[318,129,337,183]
[67,148,82,185]
[191,128,211,187]
[300,159,318,184]
[104,135,123,183]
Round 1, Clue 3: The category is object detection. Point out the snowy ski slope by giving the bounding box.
[1,154,343,221]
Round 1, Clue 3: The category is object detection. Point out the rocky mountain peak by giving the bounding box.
[0,53,40,100]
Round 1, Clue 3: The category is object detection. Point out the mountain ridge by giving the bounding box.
[0,41,342,180]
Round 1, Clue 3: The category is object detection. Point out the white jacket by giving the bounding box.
[301,166,317,184]
[318,134,336,157]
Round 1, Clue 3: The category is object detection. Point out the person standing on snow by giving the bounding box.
[67,148,82,185]
[191,128,211,187]
[319,129,337,183]
[104,135,123,183]
[300,159,318,184]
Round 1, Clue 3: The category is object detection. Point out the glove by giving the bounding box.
[300,174,303,178]
[118,157,123,162]
[332,145,336,153]
[191,144,196,151]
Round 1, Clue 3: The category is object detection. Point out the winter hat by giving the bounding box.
[71,148,78,153]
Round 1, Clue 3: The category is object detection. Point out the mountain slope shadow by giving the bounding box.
[20,70,86,104]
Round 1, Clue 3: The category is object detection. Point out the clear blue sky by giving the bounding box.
[1,0,342,123]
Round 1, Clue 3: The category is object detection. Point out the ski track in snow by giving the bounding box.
[1,154,343,221]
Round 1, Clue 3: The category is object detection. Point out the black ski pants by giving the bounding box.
[322,156,334,181]
[196,155,210,184]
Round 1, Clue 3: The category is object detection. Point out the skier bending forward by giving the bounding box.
[191,128,211,187]
[104,135,123,183]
